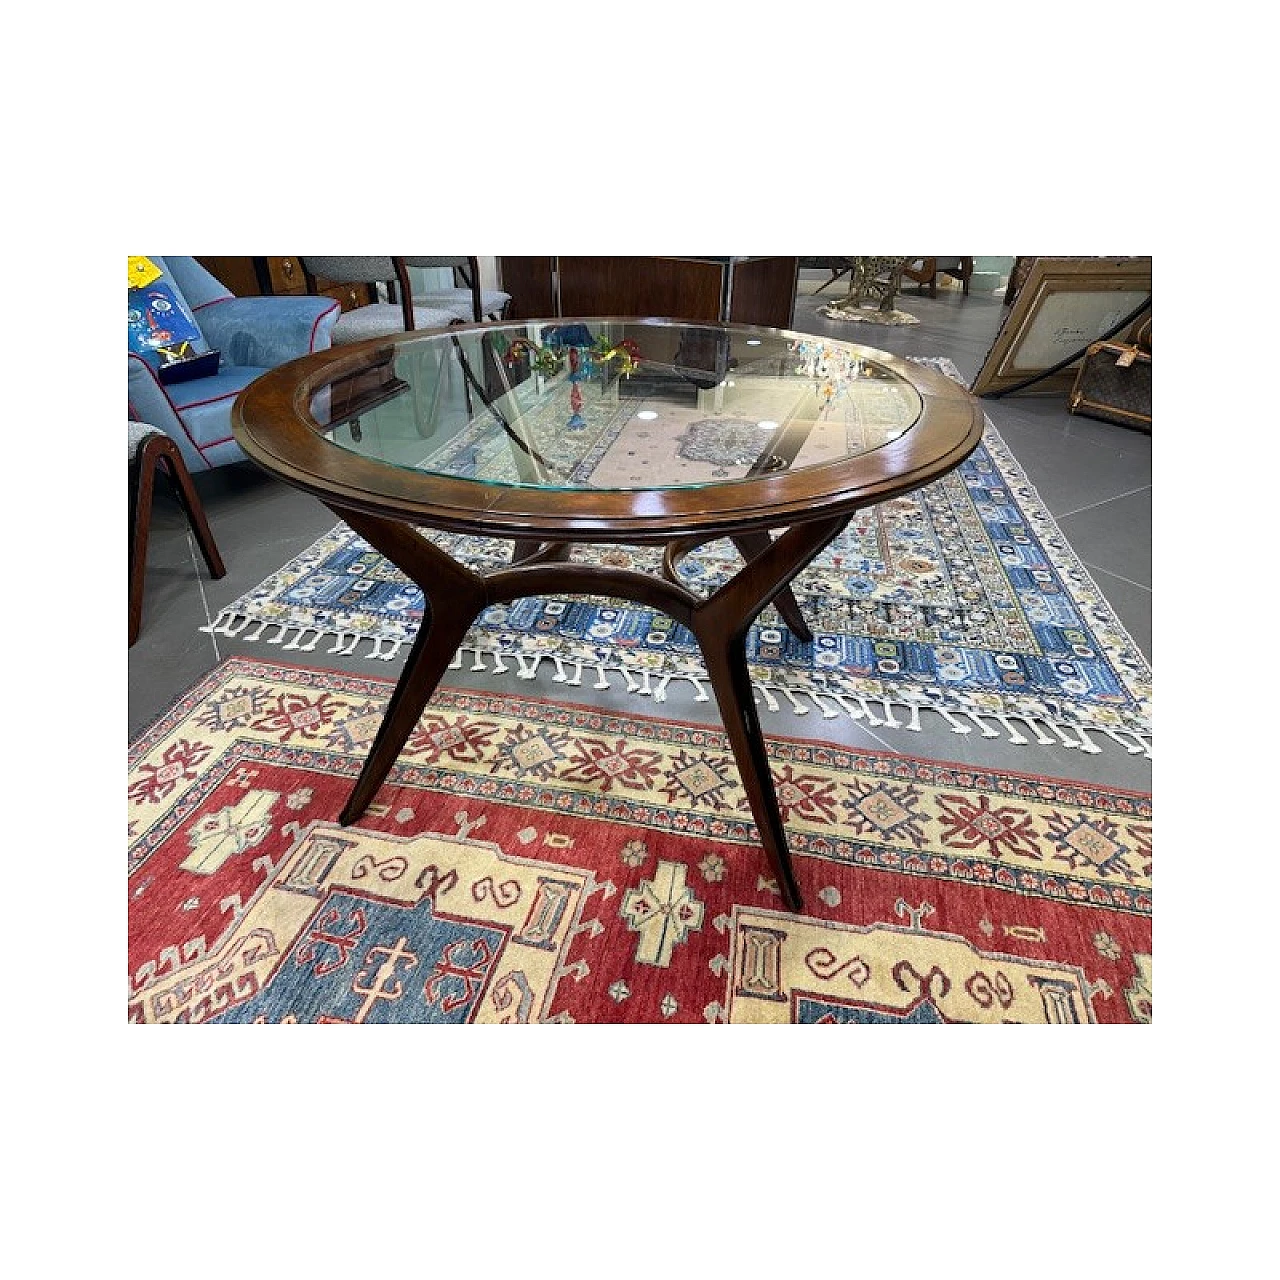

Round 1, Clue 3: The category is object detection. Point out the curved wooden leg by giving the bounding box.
[334,509,486,824]
[696,627,803,911]
[130,434,225,645]
[322,501,852,914]
[155,437,226,580]
[338,595,480,823]
[731,532,813,642]
[692,514,850,912]
[129,450,157,647]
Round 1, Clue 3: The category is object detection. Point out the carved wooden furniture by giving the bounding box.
[232,317,983,911]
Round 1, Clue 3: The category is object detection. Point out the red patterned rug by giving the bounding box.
[128,658,1152,1024]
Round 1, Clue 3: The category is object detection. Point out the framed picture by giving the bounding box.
[971,257,1152,397]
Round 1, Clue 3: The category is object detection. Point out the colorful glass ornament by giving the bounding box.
[567,346,586,430]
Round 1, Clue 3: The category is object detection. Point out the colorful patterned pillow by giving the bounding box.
[127,256,220,384]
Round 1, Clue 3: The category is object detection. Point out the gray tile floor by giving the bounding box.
[128,272,1152,798]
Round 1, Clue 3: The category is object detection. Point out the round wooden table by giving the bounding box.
[233,317,984,911]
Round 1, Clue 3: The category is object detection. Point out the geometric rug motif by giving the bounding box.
[203,359,1151,758]
[129,659,1152,1024]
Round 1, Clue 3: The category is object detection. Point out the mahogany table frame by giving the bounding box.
[232,318,985,912]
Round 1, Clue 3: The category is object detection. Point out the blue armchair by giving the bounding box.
[127,256,341,473]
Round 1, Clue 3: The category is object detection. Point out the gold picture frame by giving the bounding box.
[971,257,1152,397]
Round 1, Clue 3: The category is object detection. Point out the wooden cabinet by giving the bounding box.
[498,257,798,327]
[264,256,308,295]
[497,257,556,321]
[196,257,373,311]
[309,276,375,312]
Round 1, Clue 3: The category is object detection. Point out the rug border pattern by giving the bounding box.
[131,657,1152,918]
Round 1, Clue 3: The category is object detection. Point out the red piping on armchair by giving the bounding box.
[311,301,341,350]
[128,354,208,463]
[172,387,240,412]
[191,294,235,313]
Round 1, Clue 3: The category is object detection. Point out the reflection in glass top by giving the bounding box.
[308,320,924,492]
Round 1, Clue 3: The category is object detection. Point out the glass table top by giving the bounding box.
[307,319,926,493]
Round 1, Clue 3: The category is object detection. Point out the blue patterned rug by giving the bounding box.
[204,360,1151,756]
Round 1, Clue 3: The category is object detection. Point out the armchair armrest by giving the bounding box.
[128,354,184,436]
[192,295,340,368]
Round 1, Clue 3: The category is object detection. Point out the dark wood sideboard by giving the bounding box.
[498,257,799,328]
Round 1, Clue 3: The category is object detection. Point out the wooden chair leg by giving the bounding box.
[129,435,226,647]
[462,257,484,322]
[154,436,226,580]
[128,448,157,647]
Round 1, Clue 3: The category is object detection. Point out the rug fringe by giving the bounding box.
[198,620,1151,758]
[200,609,252,638]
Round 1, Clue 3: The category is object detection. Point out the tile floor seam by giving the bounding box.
[1081,561,1151,594]
[1056,484,1151,521]
[186,527,224,663]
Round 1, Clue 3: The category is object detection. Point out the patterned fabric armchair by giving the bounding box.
[127,256,341,473]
